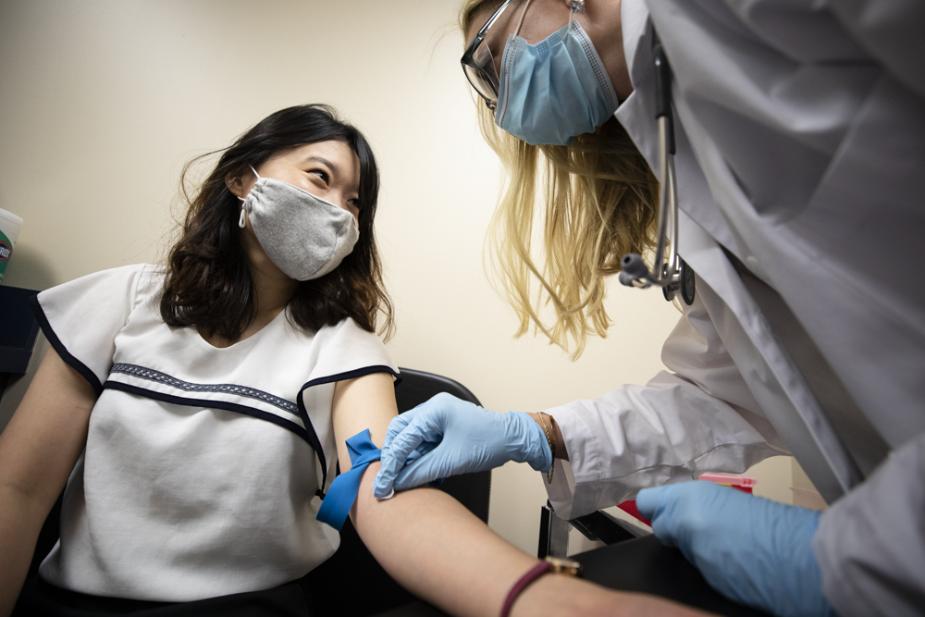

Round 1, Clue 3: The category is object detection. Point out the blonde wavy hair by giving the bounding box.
[461,0,658,358]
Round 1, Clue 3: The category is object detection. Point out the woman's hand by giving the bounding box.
[373,393,552,499]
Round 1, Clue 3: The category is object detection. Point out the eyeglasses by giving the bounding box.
[461,0,585,111]
[460,0,518,110]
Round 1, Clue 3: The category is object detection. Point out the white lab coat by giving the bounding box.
[544,2,925,615]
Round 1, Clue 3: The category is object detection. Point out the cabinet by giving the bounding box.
[0,286,40,398]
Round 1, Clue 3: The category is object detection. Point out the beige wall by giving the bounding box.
[0,0,794,554]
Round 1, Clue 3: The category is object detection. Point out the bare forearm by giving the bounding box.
[352,463,534,616]
[0,350,95,617]
[351,466,709,617]
[0,486,46,617]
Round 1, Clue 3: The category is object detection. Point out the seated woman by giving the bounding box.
[0,104,703,617]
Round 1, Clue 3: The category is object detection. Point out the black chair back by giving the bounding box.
[310,368,490,615]
[391,368,489,521]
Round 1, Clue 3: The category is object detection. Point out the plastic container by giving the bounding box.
[0,208,23,283]
[697,472,756,494]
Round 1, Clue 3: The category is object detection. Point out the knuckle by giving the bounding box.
[431,392,455,405]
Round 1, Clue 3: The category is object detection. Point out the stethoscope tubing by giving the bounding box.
[619,32,694,304]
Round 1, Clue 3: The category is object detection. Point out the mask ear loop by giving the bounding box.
[514,0,580,38]
[567,0,583,27]
[238,198,247,229]
[512,0,534,38]
[236,166,262,229]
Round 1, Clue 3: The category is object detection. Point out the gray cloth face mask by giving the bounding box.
[238,167,360,281]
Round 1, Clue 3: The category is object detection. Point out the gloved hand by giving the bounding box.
[374,392,552,499]
[636,481,833,617]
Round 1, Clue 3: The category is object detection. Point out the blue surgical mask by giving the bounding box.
[495,19,619,146]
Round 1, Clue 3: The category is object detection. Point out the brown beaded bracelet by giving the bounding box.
[536,413,556,482]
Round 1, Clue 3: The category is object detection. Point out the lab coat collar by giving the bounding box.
[614,1,743,257]
[613,0,655,178]
[619,0,650,82]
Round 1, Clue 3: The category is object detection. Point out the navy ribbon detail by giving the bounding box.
[316,429,381,530]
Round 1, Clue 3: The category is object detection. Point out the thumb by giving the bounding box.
[635,485,672,519]
[637,484,689,547]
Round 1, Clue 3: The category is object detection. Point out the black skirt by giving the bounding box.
[13,574,319,617]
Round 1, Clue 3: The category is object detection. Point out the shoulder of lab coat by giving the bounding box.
[825,0,925,98]
[642,0,925,456]
[814,431,925,617]
[544,285,785,520]
[622,1,925,609]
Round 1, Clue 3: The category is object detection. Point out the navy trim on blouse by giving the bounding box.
[297,395,328,499]
[103,381,313,446]
[31,294,103,396]
[110,363,300,418]
[302,365,400,390]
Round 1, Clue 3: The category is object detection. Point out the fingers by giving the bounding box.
[405,443,431,462]
[373,442,432,500]
[638,481,730,547]
[635,485,669,519]
[636,484,681,545]
[382,392,460,449]
[374,413,442,499]
[382,411,413,450]
[373,414,413,499]
[374,393,465,499]
[391,447,455,491]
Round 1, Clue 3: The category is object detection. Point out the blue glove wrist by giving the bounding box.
[505,412,553,472]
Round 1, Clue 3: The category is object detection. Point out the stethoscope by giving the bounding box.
[618,34,696,306]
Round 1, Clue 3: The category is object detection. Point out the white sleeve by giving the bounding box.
[302,318,398,387]
[813,431,925,617]
[544,292,783,519]
[298,318,399,494]
[34,264,146,394]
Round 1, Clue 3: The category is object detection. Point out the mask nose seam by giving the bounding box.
[495,38,521,123]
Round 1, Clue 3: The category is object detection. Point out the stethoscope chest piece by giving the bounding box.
[661,258,696,305]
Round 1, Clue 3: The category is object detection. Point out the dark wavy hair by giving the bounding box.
[160,104,393,341]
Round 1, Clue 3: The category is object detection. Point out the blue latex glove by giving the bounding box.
[636,481,833,617]
[374,392,552,499]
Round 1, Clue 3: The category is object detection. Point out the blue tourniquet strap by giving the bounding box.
[316,429,381,530]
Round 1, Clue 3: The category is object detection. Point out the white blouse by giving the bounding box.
[33,264,397,601]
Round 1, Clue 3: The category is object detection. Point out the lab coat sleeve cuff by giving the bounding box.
[543,402,609,519]
[542,375,781,519]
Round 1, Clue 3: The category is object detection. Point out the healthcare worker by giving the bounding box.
[375,1,925,616]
